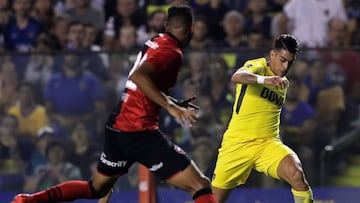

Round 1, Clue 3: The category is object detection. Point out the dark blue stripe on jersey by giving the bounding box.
[235,85,247,114]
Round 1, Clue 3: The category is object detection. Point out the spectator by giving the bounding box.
[137,9,166,45]
[322,18,360,97]
[189,15,213,50]
[23,140,82,192]
[115,24,140,51]
[0,0,11,48]
[3,0,42,51]
[236,26,268,68]
[280,76,315,183]
[28,127,56,176]
[65,20,84,50]
[24,34,55,90]
[196,0,229,41]
[104,0,145,41]
[81,23,100,51]
[0,114,31,172]
[7,82,49,141]
[3,0,43,78]
[270,0,289,39]
[223,0,249,12]
[286,55,309,80]
[81,23,109,82]
[243,0,272,40]
[68,122,101,179]
[106,53,132,104]
[348,15,360,46]
[278,0,347,48]
[44,49,106,137]
[206,56,233,111]
[342,0,360,46]
[181,51,209,93]
[0,114,30,191]
[54,0,75,17]
[320,18,360,135]
[32,0,55,32]
[299,56,345,165]
[48,16,69,50]
[246,26,268,49]
[0,59,18,113]
[190,136,217,179]
[50,20,84,73]
[300,56,344,109]
[216,10,246,48]
[64,0,105,30]
[194,94,223,143]
[160,79,200,148]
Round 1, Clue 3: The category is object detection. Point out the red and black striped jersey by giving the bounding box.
[110,33,183,132]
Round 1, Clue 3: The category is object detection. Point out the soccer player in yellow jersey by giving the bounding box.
[211,34,314,203]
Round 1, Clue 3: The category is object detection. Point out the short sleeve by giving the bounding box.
[145,47,181,73]
[237,59,267,75]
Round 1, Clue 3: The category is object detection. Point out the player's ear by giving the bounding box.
[270,49,275,58]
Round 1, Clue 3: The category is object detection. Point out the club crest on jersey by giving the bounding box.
[174,145,185,155]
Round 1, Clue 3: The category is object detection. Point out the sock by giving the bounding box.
[31,180,92,203]
[193,188,217,203]
[291,188,314,203]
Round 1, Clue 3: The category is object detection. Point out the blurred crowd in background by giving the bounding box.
[0,0,360,194]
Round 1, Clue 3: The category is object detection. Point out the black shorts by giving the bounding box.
[97,126,191,180]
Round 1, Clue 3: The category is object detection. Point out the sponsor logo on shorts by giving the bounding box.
[149,162,163,172]
[100,153,127,168]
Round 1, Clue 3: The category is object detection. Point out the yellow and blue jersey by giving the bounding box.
[224,57,288,143]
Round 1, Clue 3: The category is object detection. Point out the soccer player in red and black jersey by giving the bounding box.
[12,5,218,203]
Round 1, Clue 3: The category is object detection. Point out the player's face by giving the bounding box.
[270,49,295,77]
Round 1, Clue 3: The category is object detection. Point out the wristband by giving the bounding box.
[256,76,265,84]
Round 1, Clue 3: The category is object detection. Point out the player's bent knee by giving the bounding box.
[88,180,111,199]
[287,168,308,189]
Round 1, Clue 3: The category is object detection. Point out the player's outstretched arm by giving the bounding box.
[231,70,288,89]
[129,62,197,127]
[129,61,172,109]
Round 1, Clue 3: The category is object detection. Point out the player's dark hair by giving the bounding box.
[273,34,300,55]
[167,5,194,28]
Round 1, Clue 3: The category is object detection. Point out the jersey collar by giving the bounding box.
[164,32,182,49]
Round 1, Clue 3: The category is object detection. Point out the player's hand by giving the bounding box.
[166,100,198,127]
[264,76,289,89]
